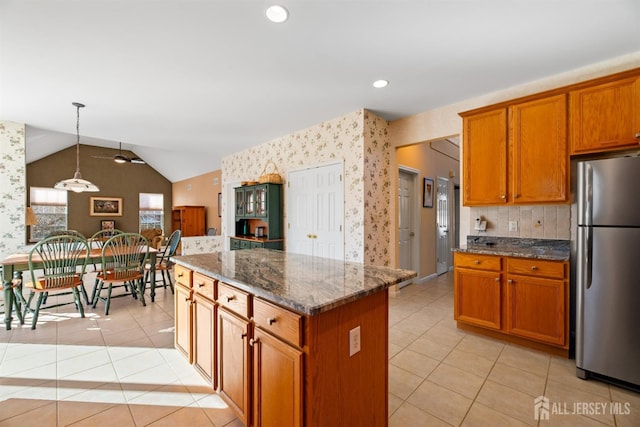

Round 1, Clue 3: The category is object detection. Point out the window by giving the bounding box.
[30,187,68,242]
[139,193,164,232]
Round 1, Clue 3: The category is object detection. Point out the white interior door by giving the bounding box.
[436,176,450,275]
[287,162,344,260]
[398,170,414,272]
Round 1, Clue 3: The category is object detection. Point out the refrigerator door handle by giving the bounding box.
[585,226,593,290]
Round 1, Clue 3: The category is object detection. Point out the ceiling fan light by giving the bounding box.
[130,157,146,164]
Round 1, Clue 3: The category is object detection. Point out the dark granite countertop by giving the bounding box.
[172,249,416,316]
[453,237,570,261]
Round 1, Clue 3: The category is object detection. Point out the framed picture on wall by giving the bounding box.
[101,220,115,231]
[90,197,123,216]
[423,177,434,208]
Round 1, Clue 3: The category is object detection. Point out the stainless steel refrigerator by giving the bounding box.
[576,155,640,388]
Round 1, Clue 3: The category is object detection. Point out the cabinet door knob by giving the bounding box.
[501,195,506,200]
[241,333,247,339]
[474,260,480,265]
[267,317,276,325]
[249,338,259,346]
[508,279,513,284]
[226,295,235,302]
[307,234,312,239]
[635,131,640,138]
[531,265,538,271]
[494,277,500,282]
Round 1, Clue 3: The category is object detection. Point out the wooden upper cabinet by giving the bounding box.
[462,108,508,205]
[570,76,640,154]
[509,94,568,204]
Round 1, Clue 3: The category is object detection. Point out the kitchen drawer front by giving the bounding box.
[507,258,566,279]
[230,238,241,250]
[174,265,193,288]
[240,240,252,249]
[253,298,302,347]
[193,272,216,301]
[455,253,502,271]
[218,281,251,318]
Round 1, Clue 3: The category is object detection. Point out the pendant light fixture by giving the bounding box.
[54,102,100,193]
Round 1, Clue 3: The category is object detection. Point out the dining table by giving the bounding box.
[1,246,158,330]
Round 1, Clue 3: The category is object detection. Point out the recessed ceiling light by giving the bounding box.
[373,79,389,89]
[266,5,289,23]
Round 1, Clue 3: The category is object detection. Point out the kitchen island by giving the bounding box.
[171,249,416,427]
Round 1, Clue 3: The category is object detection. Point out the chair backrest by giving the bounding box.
[45,229,86,240]
[28,235,90,290]
[90,229,124,248]
[165,229,182,257]
[101,233,149,281]
[157,230,181,267]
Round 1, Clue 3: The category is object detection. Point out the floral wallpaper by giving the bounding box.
[222,109,392,265]
[0,121,27,260]
[181,235,225,255]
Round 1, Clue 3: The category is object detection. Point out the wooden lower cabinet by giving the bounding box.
[454,268,502,330]
[193,292,216,386]
[454,252,568,353]
[218,307,251,426]
[176,267,389,427]
[175,283,193,362]
[251,327,302,427]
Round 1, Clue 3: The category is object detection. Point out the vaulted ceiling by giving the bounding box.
[2,1,639,182]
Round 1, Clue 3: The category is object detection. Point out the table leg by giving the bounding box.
[3,280,14,330]
[149,252,157,303]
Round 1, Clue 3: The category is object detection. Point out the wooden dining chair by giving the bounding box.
[92,233,149,315]
[23,234,90,329]
[88,228,124,302]
[144,229,181,294]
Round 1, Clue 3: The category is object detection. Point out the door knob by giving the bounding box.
[409,232,415,237]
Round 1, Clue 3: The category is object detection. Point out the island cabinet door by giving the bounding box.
[251,327,302,427]
[217,307,251,426]
[175,284,193,362]
[193,292,216,388]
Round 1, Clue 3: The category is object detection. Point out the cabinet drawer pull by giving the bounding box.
[197,282,205,288]
[226,295,235,302]
[494,277,500,282]
[249,338,259,346]
[474,260,481,265]
[267,317,276,325]
[184,298,190,302]
[635,131,640,138]
[508,279,513,284]
[241,333,247,339]
[177,272,184,278]
[531,265,538,271]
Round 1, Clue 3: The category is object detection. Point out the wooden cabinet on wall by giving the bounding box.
[172,205,205,237]
[454,252,568,354]
[460,94,568,206]
[570,76,640,154]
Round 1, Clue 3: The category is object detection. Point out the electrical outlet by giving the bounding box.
[349,326,361,357]
[509,221,518,232]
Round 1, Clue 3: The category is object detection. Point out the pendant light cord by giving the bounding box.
[75,103,81,174]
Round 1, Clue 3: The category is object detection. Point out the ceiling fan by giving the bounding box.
[93,142,146,164]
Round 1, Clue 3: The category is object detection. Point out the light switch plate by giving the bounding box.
[509,221,518,232]
[349,326,361,356]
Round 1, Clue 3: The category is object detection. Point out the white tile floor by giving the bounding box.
[1,271,638,426]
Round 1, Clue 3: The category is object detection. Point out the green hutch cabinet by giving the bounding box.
[231,183,283,250]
